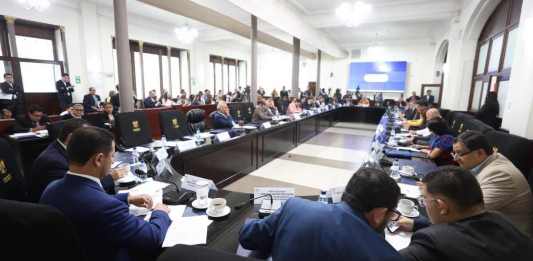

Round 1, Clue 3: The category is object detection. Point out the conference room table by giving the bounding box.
[117,107,436,255]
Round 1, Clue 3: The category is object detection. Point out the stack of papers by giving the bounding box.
[385,230,412,250]
[398,183,422,199]
[9,132,38,139]
[125,146,150,153]
[163,215,213,247]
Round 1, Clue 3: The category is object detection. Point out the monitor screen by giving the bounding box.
[348,61,407,92]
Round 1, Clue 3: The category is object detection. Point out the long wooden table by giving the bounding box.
[170,106,385,188]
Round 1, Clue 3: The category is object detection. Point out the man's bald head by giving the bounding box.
[426,108,441,121]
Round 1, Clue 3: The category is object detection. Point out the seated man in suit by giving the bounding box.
[212,101,235,129]
[144,90,161,108]
[12,104,50,133]
[252,99,273,123]
[61,103,84,120]
[266,98,280,116]
[83,87,102,113]
[239,168,404,261]
[452,131,533,237]
[398,166,533,261]
[30,119,123,202]
[404,100,428,129]
[40,127,171,261]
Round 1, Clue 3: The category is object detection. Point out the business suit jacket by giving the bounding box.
[111,93,120,111]
[56,80,74,108]
[400,212,533,261]
[474,153,533,237]
[212,111,234,129]
[12,114,50,133]
[40,174,171,261]
[144,97,160,108]
[240,198,403,261]
[0,81,19,98]
[423,95,435,104]
[252,105,273,123]
[83,94,101,113]
[0,198,84,261]
[30,140,115,202]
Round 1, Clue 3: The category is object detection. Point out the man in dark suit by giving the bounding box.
[111,85,120,112]
[12,105,50,133]
[422,89,435,104]
[212,101,235,129]
[0,73,20,113]
[61,103,85,120]
[239,168,404,261]
[144,89,161,108]
[29,119,120,202]
[83,87,102,113]
[40,127,171,261]
[56,73,74,110]
[0,138,26,201]
[397,166,533,261]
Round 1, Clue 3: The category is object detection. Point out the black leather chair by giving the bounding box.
[0,199,84,260]
[462,118,494,134]
[115,111,153,147]
[449,112,475,134]
[486,130,533,181]
[46,120,67,141]
[0,138,26,201]
[186,109,206,134]
[158,245,257,261]
[240,103,255,123]
[159,110,188,140]
[229,103,244,122]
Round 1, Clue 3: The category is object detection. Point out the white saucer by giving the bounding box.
[191,199,210,210]
[399,170,416,177]
[400,208,420,218]
[206,206,231,218]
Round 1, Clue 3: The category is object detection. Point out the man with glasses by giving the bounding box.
[398,166,533,261]
[239,168,404,261]
[452,130,533,237]
[61,103,85,120]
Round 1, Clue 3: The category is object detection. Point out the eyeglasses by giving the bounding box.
[388,208,402,222]
[452,150,474,160]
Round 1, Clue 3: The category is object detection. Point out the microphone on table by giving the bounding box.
[233,194,273,210]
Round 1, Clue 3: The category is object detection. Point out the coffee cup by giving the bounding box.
[401,165,415,176]
[398,199,417,215]
[208,198,227,215]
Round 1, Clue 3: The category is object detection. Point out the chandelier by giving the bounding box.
[18,0,51,12]
[335,1,372,27]
[174,25,199,44]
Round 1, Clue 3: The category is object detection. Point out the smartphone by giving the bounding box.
[387,221,400,233]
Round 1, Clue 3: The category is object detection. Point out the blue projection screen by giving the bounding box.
[347,61,407,92]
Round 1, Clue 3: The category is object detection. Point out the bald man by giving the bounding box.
[212,101,236,129]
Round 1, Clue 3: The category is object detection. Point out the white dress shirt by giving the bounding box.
[68,171,102,188]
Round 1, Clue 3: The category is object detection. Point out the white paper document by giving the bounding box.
[167,205,187,221]
[127,180,170,195]
[125,146,150,153]
[398,183,422,199]
[162,215,213,247]
[385,230,412,250]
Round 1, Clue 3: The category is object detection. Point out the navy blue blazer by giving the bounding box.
[40,174,171,261]
[30,140,115,202]
[83,94,101,113]
[239,197,403,261]
[212,111,234,129]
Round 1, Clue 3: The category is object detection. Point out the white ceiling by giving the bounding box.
[288,0,464,48]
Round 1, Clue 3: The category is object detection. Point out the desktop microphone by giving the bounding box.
[233,194,273,210]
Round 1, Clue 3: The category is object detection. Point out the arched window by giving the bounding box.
[469,0,522,115]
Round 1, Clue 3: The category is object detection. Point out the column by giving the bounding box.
[139,41,146,99]
[167,46,172,97]
[291,37,300,98]
[317,49,322,95]
[5,16,18,57]
[113,0,134,112]
[502,0,533,138]
[250,15,258,105]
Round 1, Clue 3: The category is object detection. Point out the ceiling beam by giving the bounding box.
[139,0,316,59]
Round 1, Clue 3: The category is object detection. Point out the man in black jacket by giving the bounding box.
[56,73,74,110]
[82,87,101,113]
[397,166,533,261]
[12,105,50,133]
[0,73,20,113]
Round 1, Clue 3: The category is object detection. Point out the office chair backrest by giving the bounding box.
[240,103,255,123]
[486,130,533,179]
[462,118,494,134]
[450,112,475,134]
[159,110,188,140]
[186,109,206,134]
[116,111,153,147]
[0,199,84,260]
[228,103,243,122]
[84,112,107,129]
[0,138,26,201]
[46,120,66,141]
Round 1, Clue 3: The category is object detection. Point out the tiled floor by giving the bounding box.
[223,122,376,196]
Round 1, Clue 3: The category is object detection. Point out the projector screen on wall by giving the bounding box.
[347,61,407,92]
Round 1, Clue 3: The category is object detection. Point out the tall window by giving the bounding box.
[112,39,189,100]
[209,55,246,95]
[469,0,522,113]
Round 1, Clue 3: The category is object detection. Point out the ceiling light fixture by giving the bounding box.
[18,0,51,12]
[335,1,372,27]
[174,25,199,44]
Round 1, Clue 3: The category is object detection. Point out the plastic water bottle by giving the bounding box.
[318,190,329,204]
[161,135,167,148]
[194,129,202,146]
[391,160,401,181]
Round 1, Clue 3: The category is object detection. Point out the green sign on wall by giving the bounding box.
[75,76,81,84]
